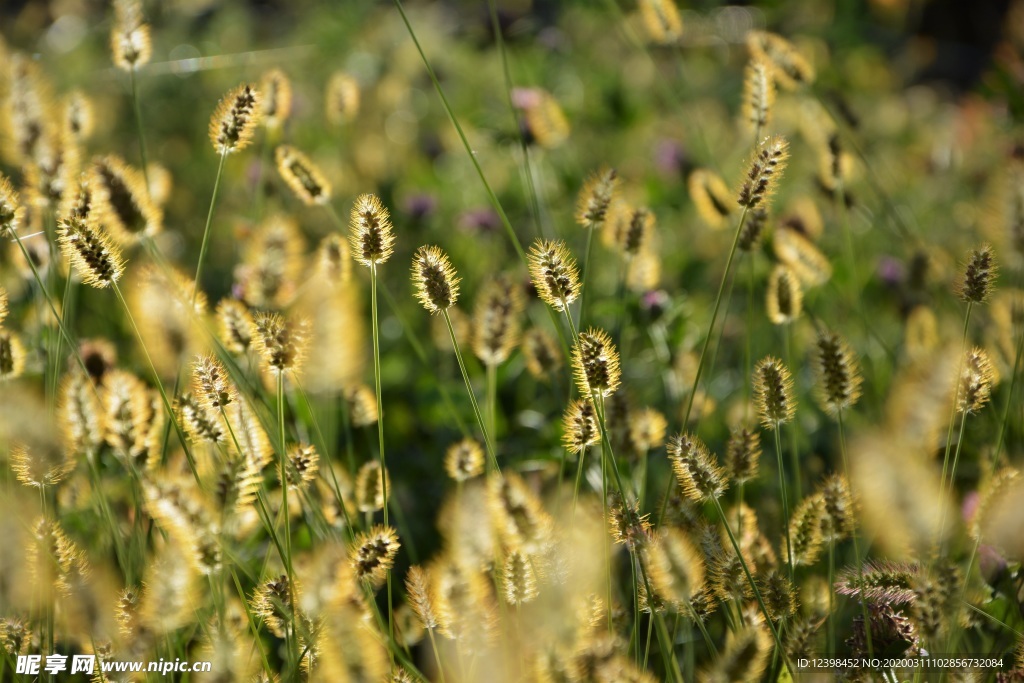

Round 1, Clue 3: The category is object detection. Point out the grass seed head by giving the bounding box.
[646,527,704,607]
[192,354,237,412]
[345,383,378,427]
[275,145,331,205]
[349,193,395,267]
[766,264,803,325]
[957,346,997,414]
[956,244,998,304]
[89,154,162,244]
[259,68,292,129]
[209,83,261,154]
[502,549,539,605]
[444,438,484,482]
[411,245,460,314]
[638,0,683,45]
[355,461,389,513]
[325,71,360,125]
[576,166,619,230]
[0,331,26,381]
[746,30,815,90]
[57,212,125,288]
[111,0,151,71]
[528,238,581,312]
[724,426,761,485]
[667,432,729,503]
[0,175,24,236]
[743,57,775,131]
[250,312,309,376]
[690,169,733,229]
[216,299,255,355]
[753,355,796,429]
[738,135,789,210]
[562,398,601,455]
[572,328,622,399]
[472,274,524,366]
[351,525,400,587]
[629,407,667,453]
[814,330,862,415]
[522,327,562,380]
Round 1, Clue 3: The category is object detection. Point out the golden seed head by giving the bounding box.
[576,167,619,230]
[753,356,796,429]
[318,233,352,285]
[411,245,461,314]
[638,0,683,44]
[819,474,855,542]
[0,175,24,236]
[10,443,74,488]
[528,239,581,312]
[773,227,832,286]
[724,426,761,484]
[572,328,622,399]
[523,90,569,149]
[282,443,320,491]
[629,407,667,453]
[56,212,125,288]
[667,432,729,503]
[275,145,331,205]
[766,264,803,325]
[58,371,105,454]
[738,208,768,252]
[351,525,401,587]
[325,71,360,125]
[209,84,261,155]
[743,57,775,131]
[785,494,825,566]
[111,0,151,71]
[472,274,524,366]
[814,331,862,415]
[746,30,815,90]
[562,398,601,455]
[349,193,395,267]
[488,472,554,554]
[355,461,390,513]
[738,135,789,209]
[955,244,998,304]
[0,331,26,381]
[618,206,654,257]
[689,169,733,229]
[701,626,772,683]
[957,346,997,414]
[216,298,255,355]
[758,570,798,621]
[250,312,309,376]
[444,438,484,482]
[259,68,292,129]
[502,550,539,605]
[63,90,93,142]
[192,354,237,412]
[251,575,297,639]
[522,327,562,380]
[345,383,379,427]
[406,565,446,634]
[89,154,163,244]
[176,392,224,445]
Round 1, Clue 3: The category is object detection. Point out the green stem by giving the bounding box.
[579,228,597,325]
[194,150,228,297]
[774,426,793,582]
[487,362,497,443]
[277,373,301,673]
[442,310,498,472]
[783,323,802,501]
[838,409,874,660]
[939,304,972,521]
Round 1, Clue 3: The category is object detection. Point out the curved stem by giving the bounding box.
[442,310,499,472]
[194,150,228,298]
[774,426,793,582]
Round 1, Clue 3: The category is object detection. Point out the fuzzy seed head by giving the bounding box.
[724,426,761,485]
[111,0,151,71]
[250,312,309,376]
[618,207,653,257]
[351,525,400,587]
[209,84,261,154]
[89,154,162,244]
[488,472,554,554]
[738,135,789,210]
[758,570,797,622]
[572,328,622,399]
[176,392,224,445]
[638,0,683,45]
[192,354,237,412]
[562,399,601,455]
[0,175,24,236]
[349,194,395,267]
[955,244,997,304]
[345,383,378,428]
[502,550,539,605]
[318,234,352,285]
[667,432,729,503]
[325,72,360,125]
[957,346,997,414]
[411,245,460,314]
[10,443,74,488]
[785,494,825,566]
[629,407,667,453]
[773,227,832,286]
[738,208,767,252]
[743,58,775,131]
[523,90,569,149]
[58,371,104,454]
[701,626,772,683]
[814,331,862,415]
[608,494,653,550]
[472,274,524,366]
[819,474,855,542]
[0,331,26,381]
[355,461,389,513]
[522,327,562,380]
[766,264,803,325]
[251,575,296,639]
[689,169,734,229]
[57,213,125,288]
[746,30,815,90]
[275,145,331,205]
[444,438,484,482]
[259,69,292,129]
[753,356,796,429]
[216,299,254,354]
[406,565,446,634]
[576,167,619,230]
[282,444,320,491]
[647,527,705,607]
[528,239,581,311]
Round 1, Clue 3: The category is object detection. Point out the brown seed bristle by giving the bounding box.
[259,68,292,130]
[576,167,619,230]
[638,0,683,45]
[325,71,360,125]
[955,244,998,304]
[0,175,24,236]
[282,444,320,491]
[746,30,815,90]
[355,461,390,513]
[349,193,395,267]
[472,274,524,366]
[814,330,862,415]
[743,58,775,131]
[444,438,484,482]
[89,154,162,244]
[488,472,554,554]
[608,494,653,550]
[738,208,767,252]
[0,331,26,381]
[618,207,653,257]
[345,383,378,427]
[58,371,104,454]
[784,494,825,566]
[818,474,855,542]
[667,432,729,503]
[250,312,309,376]
[275,145,331,206]
[572,328,622,399]
[957,346,997,414]
[738,135,789,210]
[56,212,125,288]
[405,565,447,635]
[175,392,224,445]
[216,299,255,355]
[209,84,261,155]
[502,550,539,605]
[351,525,401,587]
[724,426,761,485]
[251,575,297,638]
[758,570,797,622]
[110,0,151,71]
[629,407,667,453]
[562,398,601,455]
[192,354,237,412]
[411,245,460,314]
[689,169,733,229]
[528,239,582,312]
[522,327,562,380]
[753,355,796,429]
[766,264,803,325]
[10,443,74,488]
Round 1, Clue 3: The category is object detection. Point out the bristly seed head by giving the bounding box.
[738,208,767,252]
[689,169,734,229]
[746,30,815,91]
[814,331,862,415]
[766,264,802,325]
[282,444,319,491]
[753,356,796,429]
[527,239,581,312]
[743,57,775,131]
[444,438,485,482]
[110,0,151,71]
[572,328,622,399]
[472,274,524,366]
[351,525,400,587]
[250,312,309,376]
[738,135,789,210]
[576,167,619,230]
[216,298,254,355]
[955,244,997,304]
[667,432,729,503]
[259,68,292,130]
[724,426,761,485]
[209,84,261,155]
[0,331,26,381]
[56,212,125,288]
[275,145,331,206]
[191,354,236,412]
[957,346,997,414]
[819,474,855,542]
[411,245,460,314]
[522,327,562,380]
[0,176,24,236]
[349,193,395,267]
[638,0,683,45]
[562,399,601,455]
[502,550,539,606]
